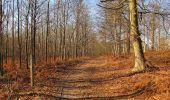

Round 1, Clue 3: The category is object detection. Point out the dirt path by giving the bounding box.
[8,56,170,99]
[58,58,109,99]
[53,58,147,99]
[1,51,169,100]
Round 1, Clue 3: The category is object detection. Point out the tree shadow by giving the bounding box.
[10,82,154,100]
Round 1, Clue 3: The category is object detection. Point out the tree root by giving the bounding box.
[144,61,160,72]
[131,60,160,74]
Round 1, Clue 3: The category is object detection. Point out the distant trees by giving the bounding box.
[0,0,95,85]
[139,0,170,51]
[0,0,169,80]
[158,37,169,50]
[99,0,170,72]
[98,0,131,56]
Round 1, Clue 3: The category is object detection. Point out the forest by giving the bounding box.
[0,0,170,99]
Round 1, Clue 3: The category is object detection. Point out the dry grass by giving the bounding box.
[0,51,170,100]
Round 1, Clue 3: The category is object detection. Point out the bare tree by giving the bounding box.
[5,1,9,64]
[12,0,15,68]
[17,0,22,68]
[45,0,50,62]
[30,0,38,87]
[0,0,4,76]
[128,0,145,72]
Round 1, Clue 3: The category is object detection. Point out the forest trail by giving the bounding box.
[38,54,170,100]
[1,52,170,99]
[35,57,158,99]
[56,57,111,99]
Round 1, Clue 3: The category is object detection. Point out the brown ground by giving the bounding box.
[0,50,170,100]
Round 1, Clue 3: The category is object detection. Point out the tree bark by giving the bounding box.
[128,0,145,72]
[5,1,9,64]
[150,13,155,50]
[17,0,22,68]
[30,0,37,87]
[25,0,30,69]
[46,0,50,62]
[0,0,4,76]
[12,0,15,68]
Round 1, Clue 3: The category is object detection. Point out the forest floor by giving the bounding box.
[0,50,170,100]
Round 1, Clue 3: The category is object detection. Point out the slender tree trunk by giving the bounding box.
[30,0,37,87]
[5,1,9,64]
[63,10,66,60]
[41,19,44,60]
[12,0,15,68]
[158,18,161,51]
[33,0,37,65]
[126,31,130,54]
[20,0,23,68]
[17,0,22,68]
[54,0,60,61]
[128,0,145,72]
[141,0,146,52]
[59,23,63,59]
[29,54,33,87]
[0,0,4,76]
[118,19,122,55]
[75,0,82,58]
[25,1,30,69]
[150,13,155,50]
[46,0,50,62]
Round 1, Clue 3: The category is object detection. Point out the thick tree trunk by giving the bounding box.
[128,0,145,72]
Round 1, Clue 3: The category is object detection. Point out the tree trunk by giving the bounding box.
[25,1,30,69]
[0,0,4,76]
[150,13,155,50]
[12,0,15,68]
[5,1,9,64]
[29,54,34,87]
[30,0,37,87]
[54,0,60,61]
[46,0,50,62]
[128,0,145,72]
[17,0,22,68]
[158,17,161,51]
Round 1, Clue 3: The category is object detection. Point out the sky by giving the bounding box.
[85,0,98,16]
[84,0,99,31]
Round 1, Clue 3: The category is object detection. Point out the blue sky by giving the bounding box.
[84,0,98,18]
[85,0,98,13]
[85,0,99,29]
